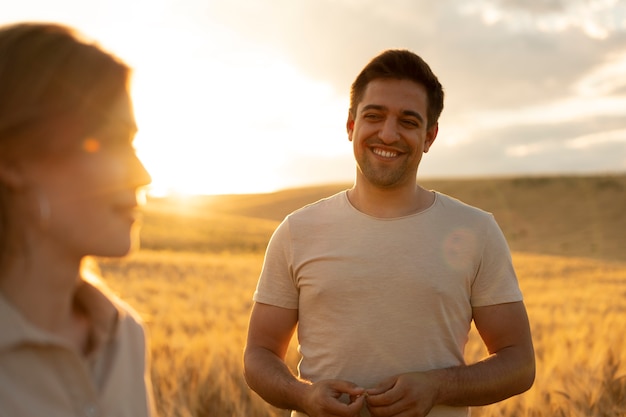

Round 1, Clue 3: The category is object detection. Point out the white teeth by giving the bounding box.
[373,148,398,158]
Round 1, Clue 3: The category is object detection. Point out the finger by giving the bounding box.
[330,380,366,396]
[345,395,365,415]
[367,401,406,417]
[324,394,365,416]
[365,378,395,397]
[365,391,388,407]
[365,387,400,407]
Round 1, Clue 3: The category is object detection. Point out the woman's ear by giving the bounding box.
[0,161,26,189]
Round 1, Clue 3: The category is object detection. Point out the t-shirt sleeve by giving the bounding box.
[470,214,523,307]
[253,218,299,309]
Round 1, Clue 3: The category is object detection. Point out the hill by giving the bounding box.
[141,174,626,262]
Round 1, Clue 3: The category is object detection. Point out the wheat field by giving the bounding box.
[97,175,626,416]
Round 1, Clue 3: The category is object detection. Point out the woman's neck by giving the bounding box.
[0,253,90,353]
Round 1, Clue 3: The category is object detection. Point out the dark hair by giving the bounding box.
[349,49,444,128]
[0,22,131,263]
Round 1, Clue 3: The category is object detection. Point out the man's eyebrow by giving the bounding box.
[361,104,387,113]
[360,104,425,124]
[401,110,425,124]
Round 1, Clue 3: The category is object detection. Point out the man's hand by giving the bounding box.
[302,379,366,417]
[365,373,437,417]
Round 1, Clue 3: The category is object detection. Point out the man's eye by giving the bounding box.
[363,113,381,120]
[401,119,419,128]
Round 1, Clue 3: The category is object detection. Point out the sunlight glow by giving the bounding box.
[129,43,348,196]
[116,15,349,196]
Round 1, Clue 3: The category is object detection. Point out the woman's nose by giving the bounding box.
[129,154,152,188]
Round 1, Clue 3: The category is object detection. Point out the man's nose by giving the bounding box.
[379,118,399,144]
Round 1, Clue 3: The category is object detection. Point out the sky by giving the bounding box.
[1,0,625,195]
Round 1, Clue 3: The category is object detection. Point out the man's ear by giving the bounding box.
[423,123,438,153]
[346,112,355,142]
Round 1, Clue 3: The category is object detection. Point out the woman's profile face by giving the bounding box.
[22,90,152,258]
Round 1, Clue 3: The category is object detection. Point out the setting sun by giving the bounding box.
[116,18,351,197]
[0,1,351,197]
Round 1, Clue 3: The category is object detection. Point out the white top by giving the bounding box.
[0,280,155,417]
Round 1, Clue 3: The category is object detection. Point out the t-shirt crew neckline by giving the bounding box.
[341,189,438,220]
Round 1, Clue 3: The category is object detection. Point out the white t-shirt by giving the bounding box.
[254,191,523,417]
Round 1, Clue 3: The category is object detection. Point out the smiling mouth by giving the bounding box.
[372,147,399,158]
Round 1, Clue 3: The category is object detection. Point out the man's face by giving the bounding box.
[347,78,438,189]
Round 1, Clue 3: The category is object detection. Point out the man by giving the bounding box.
[244,49,535,417]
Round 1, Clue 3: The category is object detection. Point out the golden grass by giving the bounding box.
[97,175,626,416]
[98,250,626,417]
[98,251,277,417]
[469,254,626,416]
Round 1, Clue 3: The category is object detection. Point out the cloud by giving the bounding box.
[203,0,625,104]
[422,114,626,177]
[197,0,626,184]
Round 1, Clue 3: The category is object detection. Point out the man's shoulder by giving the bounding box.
[433,191,493,218]
[287,190,347,219]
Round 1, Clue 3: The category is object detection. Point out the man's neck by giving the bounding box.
[347,181,434,218]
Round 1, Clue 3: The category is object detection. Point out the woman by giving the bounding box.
[0,22,155,416]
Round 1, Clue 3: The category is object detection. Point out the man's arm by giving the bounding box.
[243,302,303,409]
[366,301,535,416]
[243,302,365,416]
[436,300,535,405]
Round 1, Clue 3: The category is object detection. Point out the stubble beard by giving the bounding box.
[357,153,413,188]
